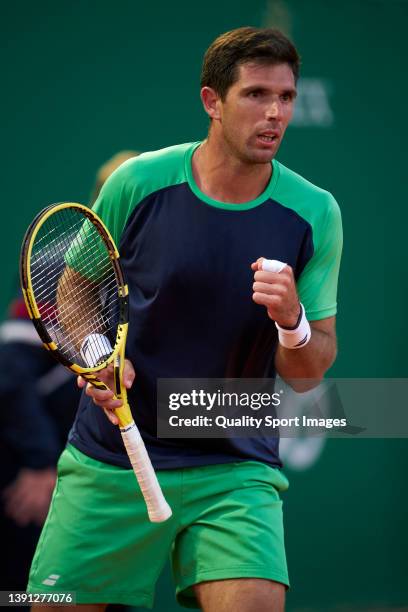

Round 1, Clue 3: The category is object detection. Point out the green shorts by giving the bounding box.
[28,445,289,609]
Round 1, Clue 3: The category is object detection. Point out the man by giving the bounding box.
[28,27,342,611]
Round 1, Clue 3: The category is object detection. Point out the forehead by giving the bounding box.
[233,61,296,90]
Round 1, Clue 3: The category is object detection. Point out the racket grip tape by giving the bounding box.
[120,422,172,523]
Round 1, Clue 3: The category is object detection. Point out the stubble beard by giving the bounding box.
[223,128,275,168]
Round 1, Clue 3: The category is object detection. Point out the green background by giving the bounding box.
[2,1,407,610]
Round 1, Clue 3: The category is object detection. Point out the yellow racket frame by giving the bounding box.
[20,202,133,427]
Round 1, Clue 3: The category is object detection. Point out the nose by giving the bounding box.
[265,100,281,121]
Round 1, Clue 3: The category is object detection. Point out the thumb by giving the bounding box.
[251,257,264,271]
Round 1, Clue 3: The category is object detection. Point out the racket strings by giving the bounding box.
[37,268,116,315]
[55,285,116,329]
[30,233,113,287]
[30,207,120,368]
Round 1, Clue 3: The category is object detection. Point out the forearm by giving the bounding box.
[275,327,337,386]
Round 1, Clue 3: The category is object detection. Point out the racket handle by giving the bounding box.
[85,375,171,522]
[120,422,172,523]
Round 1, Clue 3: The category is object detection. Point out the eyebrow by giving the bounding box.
[241,85,298,97]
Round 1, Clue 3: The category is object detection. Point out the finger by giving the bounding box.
[92,395,123,410]
[94,363,115,385]
[252,292,283,308]
[123,360,136,389]
[85,384,115,402]
[253,281,287,295]
[86,385,123,410]
[251,257,265,271]
[77,376,86,389]
[254,270,290,284]
[103,407,119,426]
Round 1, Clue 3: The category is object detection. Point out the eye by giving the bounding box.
[280,93,294,103]
[248,89,263,98]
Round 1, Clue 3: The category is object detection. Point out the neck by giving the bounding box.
[192,135,273,204]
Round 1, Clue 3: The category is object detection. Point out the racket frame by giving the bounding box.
[20,202,127,374]
[20,202,172,521]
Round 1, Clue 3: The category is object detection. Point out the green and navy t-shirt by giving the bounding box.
[69,142,342,469]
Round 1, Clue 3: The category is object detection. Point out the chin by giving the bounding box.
[248,150,276,165]
[242,143,278,164]
[232,141,276,165]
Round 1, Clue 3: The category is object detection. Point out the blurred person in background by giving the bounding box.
[0,150,138,601]
[0,292,78,591]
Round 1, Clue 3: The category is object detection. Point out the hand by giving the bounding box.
[251,257,301,327]
[3,468,56,527]
[77,359,136,426]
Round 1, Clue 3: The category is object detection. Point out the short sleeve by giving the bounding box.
[64,159,137,281]
[297,194,343,321]
[92,158,138,246]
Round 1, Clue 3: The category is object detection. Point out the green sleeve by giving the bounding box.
[92,157,140,247]
[63,159,138,281]
[64,218,109,282]
[297,193,343,321]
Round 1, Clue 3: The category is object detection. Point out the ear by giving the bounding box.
[200,86,222,120]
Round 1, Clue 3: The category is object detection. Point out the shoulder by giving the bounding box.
[273,160,341,234]
[103,142,195,202]
[93,143,197,245]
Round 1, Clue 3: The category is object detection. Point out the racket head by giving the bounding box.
[20,202,128,375]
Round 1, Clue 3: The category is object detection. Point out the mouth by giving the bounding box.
[257,132,280,145]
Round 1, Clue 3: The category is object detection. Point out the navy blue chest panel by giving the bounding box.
[70,183,313,469]
[119,183,313,379]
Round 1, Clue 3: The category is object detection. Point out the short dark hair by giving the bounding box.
[201,27,300,100]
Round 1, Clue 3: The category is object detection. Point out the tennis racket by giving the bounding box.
[20,202,172,523]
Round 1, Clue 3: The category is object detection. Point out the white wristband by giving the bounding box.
[80,333,113,367]
[276,303,311,349]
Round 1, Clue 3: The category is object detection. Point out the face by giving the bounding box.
[208,62,297,164]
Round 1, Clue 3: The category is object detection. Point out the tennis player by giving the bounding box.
[29,27,342,612]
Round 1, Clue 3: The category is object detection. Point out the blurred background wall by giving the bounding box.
[1,1,407,610]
